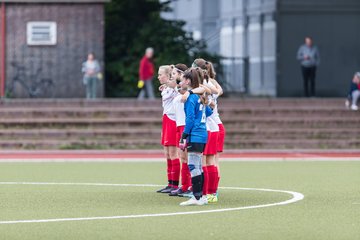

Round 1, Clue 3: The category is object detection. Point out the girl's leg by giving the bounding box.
[168,146,180,188]
[164,146,172,187]
[206,155,218,196]
[215,124,225,193]
[180,143,206,206]
[157,146,172,193]
[202,155,208,196]
[214,152,221,193]
[188,151,203,200]
[180,149,191,192]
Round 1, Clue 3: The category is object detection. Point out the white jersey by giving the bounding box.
[203,79,222,129]
[211,94,222,124]
[173,95,185,127]
[206,115,219,132]
[161,87,178,121]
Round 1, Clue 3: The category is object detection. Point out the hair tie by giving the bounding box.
[174,67,184,73]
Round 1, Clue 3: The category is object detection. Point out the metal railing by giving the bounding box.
[219,56,249,94]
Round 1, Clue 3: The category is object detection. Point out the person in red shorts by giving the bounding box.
[168,63,192,197]
[201,75,220,203]
[205,62,225,199]
[157,65,180,193]
[192,59,224,203]
[169,63,208,197]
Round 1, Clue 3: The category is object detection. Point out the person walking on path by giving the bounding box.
[82,52,101,99]
[138,47,155,100]
[297,37,320,97]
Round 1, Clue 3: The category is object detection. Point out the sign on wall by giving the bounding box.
[27,22,57,46]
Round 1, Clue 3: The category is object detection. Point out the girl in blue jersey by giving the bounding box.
[179,68,213,206]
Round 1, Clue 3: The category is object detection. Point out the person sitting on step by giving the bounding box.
[345,72,360,111]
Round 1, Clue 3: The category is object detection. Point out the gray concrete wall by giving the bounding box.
[277,0,360,97]
[247,0,277,96]
[4,3,105,98]
[201,0,219,53]
[219,0,245,92]
[163,0,360,97]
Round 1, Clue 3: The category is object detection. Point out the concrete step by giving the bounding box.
[0,139,160,150]
[0,107,162,119]
[0,99,163,108]
[0,138,358,150]
[0,107,357,119]
[0,98,347,108]
[0,98,357,150]
[0,128,358,140]
[0,128,161,138]
[226,129,360,139]
[0,116,358,129]
[226,139,360,149]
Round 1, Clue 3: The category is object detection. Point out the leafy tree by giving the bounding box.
[104,0,220,97]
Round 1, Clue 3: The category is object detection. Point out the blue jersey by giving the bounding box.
[183,94,212,144]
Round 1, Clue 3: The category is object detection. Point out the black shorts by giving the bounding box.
[187,142,205,153]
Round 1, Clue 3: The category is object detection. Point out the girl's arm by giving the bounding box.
[204,80,219,95]
[200,85,212,94]
[209,78,223,96]
[181,85,209,103]
[159,84,166,92]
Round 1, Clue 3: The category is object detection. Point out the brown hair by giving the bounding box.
[174,63,188,73]
[193,58,216,79]
[183,67,208,105]
[183,67,204,89]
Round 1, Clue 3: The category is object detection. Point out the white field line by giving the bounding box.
[0,157,359,162]
[0,182,304,225]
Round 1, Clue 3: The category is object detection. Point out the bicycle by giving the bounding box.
[7,62,56,98]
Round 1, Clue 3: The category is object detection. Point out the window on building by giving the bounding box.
[27,22,57,46]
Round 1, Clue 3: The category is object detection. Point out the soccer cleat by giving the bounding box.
[169,188,184,196]
[161,186,177,194]
[200,195,208,205]
[180,196,206,206]
[156,186,171,193]
[207,194,218,203]
[178,190,193,198]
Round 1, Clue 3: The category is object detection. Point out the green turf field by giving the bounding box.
[0,161,359,240]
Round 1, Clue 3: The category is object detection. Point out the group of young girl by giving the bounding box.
[156,59,225,206]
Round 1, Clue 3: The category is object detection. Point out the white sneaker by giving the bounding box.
[201,196,208,205]
[180,196,206,206]
[351,105,359,111]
